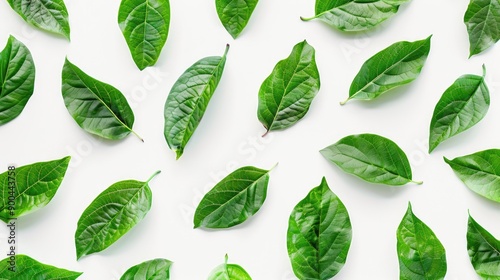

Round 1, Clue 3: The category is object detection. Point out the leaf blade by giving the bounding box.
[464,0,500,57]
[467,213,500,279]
[120,258,172,280]
[208,255,252,280]
[216,0,259,38]
[0,254,82,279]
[118,0,170,70]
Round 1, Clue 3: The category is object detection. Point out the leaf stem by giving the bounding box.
[300,16,315,21]
[339,98,350,105]
[223,44,230,58]
[131,129,144,142]
[482,64,486,77]
[411,180,423,185]
[269,162,279,171]
[146,170,161,183]
[262,130,270,137]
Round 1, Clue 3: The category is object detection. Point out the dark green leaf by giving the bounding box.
[0,156,70,223]
[121,258,172,280]
[118,0,170,70]
[216,0,258,38]
[75,171,160,260]
[0,35,35,125]
[257,40,320,136]
[429,65,489,153]
[0,254,82,279]
[62,58,142,141]
[194,165,272,229]
[301,0,411,32]
[467,213,500,279]
[342,36,431,105]
[287,177,351,279]
[397,203,447,280]
[207,255,252,280]
[464,0,500,57]
[445,149,500,203]
[6,0,70,39]
[164,45,229,159]
[320,133,421,186]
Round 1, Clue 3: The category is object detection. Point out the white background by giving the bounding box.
[1,0,500,279]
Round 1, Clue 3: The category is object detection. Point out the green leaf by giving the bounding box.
[164,45,229,159]
[464,0,500,57]
[287,177,352,279]
[320,133,421,186]
[6,0,70,39]
[257,40,320,136]
[194,165,272,229]
[207,255,252,280]
[62,58,143,141]
[118,0,170,70]
[75,171,160,260]
[0,35,35,125]
[397,203,447,280]
[467,213,500,279]
[0,156,70,223]
[341,36,431,105]
[301,0,411,32]
[216,0,259,38]
[121,258,172,280]
[0,254,82,279]
[444,149,500,203]
[429,65,489,153]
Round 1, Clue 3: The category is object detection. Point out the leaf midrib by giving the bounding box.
[471,221,500,265]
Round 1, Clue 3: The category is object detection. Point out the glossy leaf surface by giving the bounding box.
[0,254,82,279]
[121,258,172,280]
[216,0,258,38]
[464,0,500,57]
[467,213,500,279]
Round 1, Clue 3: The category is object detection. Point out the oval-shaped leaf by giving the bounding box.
[216,0,259,38]
[301,0,410,32]
[0,156,70,223]
[208,255,252,280]
[342,36,431,105]
[194,165,272,229]
[62,58,142,141]
[118,0,170,70]
[121,258,172,280]
[467,213,500,279]
[429,65,489,153]
[257,40,320,136]
[164,45,229,159]
[0,254,82,279]
[320,133,421,186]
[287,177,351,279]
[6,0,70,39]
[0,35,35,125]
[397,203,447,280]
[464,0,500,57]
[445,149,500,203]
[75,171,160,260]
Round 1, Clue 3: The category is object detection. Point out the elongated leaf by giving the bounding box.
[208,255,252,280]
[62,58,142,141]
[75,171,160,260]
[342,36,431,105]
[445,149,500,203]
[287,177,351,279]
[118,0,170,70]
[0,156,70,223]
[467,213,500,279]
[0,254,82,279]
[164,45,229,159]
[121,258,172,280]
[429,65,489,153]
[6,0,70,39]
[216,0,259,38]
[194,165,272,229]
[320,134,421,186]
[397,203,447,280]
[0,36,35,125]
[257,40,320,136]
[464,0,500,57]
[301,0,410,32]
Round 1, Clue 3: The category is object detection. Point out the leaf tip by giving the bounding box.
[262,130,270,137]
[175,150,183,160]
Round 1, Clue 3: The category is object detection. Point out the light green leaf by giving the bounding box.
[257,40,320,136]
[342,36,431,104]
[0,35,35,125]
[429,65,489,153]
[216,0,259,38]
[118,0,170,70]
[208,255,252,280]
[75,171,160,260]
[0,254,82,279]
[121,258,172,280]
[164,45,229,159]
[464,0,500,57]
[467,213,500,279]
[287,177,352,279]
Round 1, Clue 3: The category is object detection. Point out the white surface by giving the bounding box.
[1,0,500,279]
